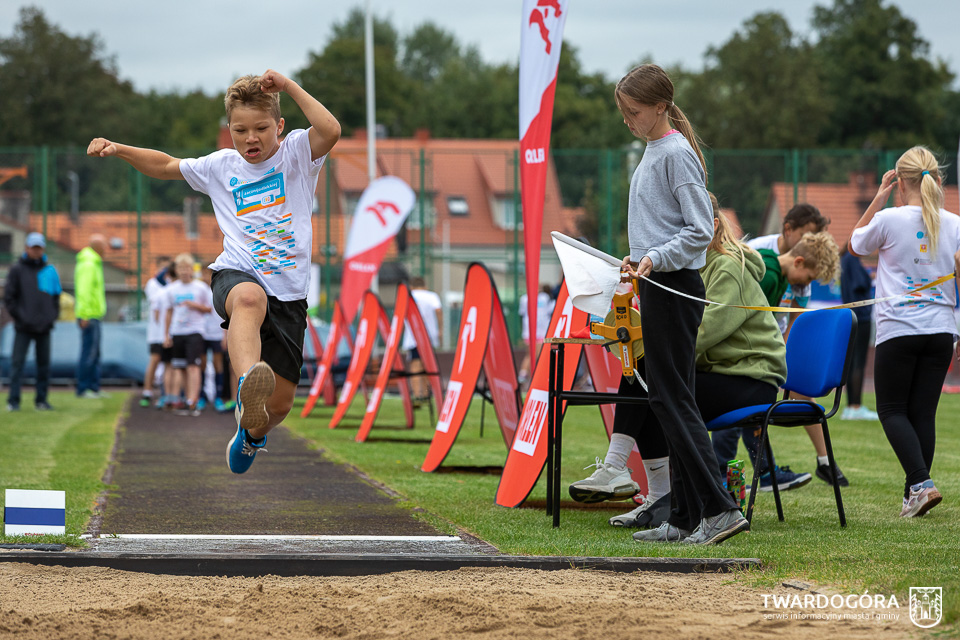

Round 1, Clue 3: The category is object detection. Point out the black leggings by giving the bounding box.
[614,370,779,474]
[873,333,953,495]
[625,269,737,530]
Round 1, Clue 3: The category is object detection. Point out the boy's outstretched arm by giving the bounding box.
[87,139,184,181]
[260,69,341,161]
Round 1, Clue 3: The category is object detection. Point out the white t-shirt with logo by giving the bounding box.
[144,277,168,344]
[746,233,812,333]
[850,205,960,345]
[164,280,213,337]
[519,292,555,341]
[403,288,443,351]
[179,129,325,301]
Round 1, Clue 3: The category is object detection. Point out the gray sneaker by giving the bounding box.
[632,521,691,543]
[681,509,749,545]
[568,457,640,503]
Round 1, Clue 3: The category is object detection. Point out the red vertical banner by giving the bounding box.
[356,285,411,442]
[582,343,648,495]
[301,301,351,418]
[329,292,381,429]
[495,282,585,508]
[340,177,416,322]
[421,264,495,472]
[520,0,569,365]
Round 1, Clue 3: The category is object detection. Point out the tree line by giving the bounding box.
[1,1,957,153]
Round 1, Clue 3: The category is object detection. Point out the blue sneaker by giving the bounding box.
[197,397,207,411]
[758,465,812,492]
[214,397,227,413]
[226,362,275,474]
[226,426,268,474]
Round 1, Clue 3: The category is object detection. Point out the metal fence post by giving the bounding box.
[419,148,426,278]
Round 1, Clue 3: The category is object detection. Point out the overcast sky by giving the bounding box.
[3,1,959,94]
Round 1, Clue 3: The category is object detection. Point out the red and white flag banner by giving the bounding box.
[340,176,416,323]
[300,300,353,418]
[495,281,586,508]
[329,291,384,429]
[520,0,569,365]
[356,285,411,442]
[421,264,517,472]
[483,280,522,447]
[581,343,648,495]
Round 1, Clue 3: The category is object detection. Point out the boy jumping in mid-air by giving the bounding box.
[88,69,341,473]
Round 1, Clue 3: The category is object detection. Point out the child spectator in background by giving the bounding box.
[839,245,878,421]
[850,146,960,518]
[200,265,229,413]
[163,254,213,417]
[142,256,173,408]
[750,214,850,487]
[402,276,443,404]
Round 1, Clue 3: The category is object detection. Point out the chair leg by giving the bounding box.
[758,427,784,521]
[821,418,846,527]
[746,422,770,524]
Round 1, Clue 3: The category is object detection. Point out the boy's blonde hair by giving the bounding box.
[615,64,707,180]
[897,146,944,256]
[174,253,195,268]
[788,232,840,284]
[224,75,282,123]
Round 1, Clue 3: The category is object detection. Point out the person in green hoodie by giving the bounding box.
[74,234,107,398]
[570,195,800,542]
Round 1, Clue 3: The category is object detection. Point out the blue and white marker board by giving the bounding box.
[4,489,66,536]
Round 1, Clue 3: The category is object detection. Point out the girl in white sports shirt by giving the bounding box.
[849,146,960,518]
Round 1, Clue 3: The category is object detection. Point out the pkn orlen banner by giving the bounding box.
[340,176,416,322]
[520,0,568,365]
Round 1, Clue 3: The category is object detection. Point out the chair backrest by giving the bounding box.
[783,309,857,399]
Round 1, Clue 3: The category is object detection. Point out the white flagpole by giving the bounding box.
[365,0,378,292]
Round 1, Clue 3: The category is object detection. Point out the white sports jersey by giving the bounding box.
[179,128,325,301]
[164,280,213,337]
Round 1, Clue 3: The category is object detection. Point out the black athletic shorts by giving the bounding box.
[171,333,205,369]
[149,342,174,364]
[210,268,307,384]
[205,339,223,354]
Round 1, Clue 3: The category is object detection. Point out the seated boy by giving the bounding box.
[88,69,341,473]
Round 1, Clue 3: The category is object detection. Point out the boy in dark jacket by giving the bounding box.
[4,233,62,411]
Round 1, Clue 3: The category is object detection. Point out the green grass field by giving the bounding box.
[0,388,956,632]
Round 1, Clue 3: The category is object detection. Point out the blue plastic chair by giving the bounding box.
[705,308,857,527]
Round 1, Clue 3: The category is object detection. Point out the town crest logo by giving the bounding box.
[909,587,942,628]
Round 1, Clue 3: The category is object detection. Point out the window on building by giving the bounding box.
[447,196,469,217]
[492,196,522,230]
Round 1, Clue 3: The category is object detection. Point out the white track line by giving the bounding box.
[81,534,461,541]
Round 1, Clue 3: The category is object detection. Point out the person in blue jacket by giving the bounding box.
[4,232,61,411]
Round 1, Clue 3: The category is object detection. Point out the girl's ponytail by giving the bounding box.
[707,192,751,273]
[668,103,707,181]
[897,146,944,256]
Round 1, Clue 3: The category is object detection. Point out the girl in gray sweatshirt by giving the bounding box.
[616,64,747,545]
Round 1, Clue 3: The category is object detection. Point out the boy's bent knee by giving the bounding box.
[226,283,267,316]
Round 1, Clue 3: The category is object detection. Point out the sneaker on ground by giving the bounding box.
[632,521,691,543]
[900,481,942,518]
[815,461,850,487]
[6,403,19,412]
[139,395,151,408]
[214,398,227,413]
[34,401,53,411]
[236,362,275,435]
[609,493,671,528]
[155,396,167,410]
[855,406,879,420]
[681,509,750,545]
[197,398,207,411]
[226,425,268,474]
[568,457,640,503]
[758,465,812,492]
